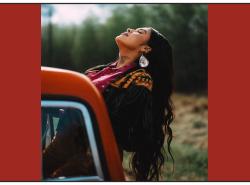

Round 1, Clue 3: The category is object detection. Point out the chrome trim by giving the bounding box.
[41,100,104,181]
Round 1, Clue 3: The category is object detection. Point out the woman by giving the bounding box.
[84,27,175,181]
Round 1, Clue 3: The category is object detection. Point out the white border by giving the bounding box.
[1,182,250,184]
[1,0,250,3]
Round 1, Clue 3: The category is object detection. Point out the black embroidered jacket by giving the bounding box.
[84,63,154,152]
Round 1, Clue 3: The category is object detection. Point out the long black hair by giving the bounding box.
[131,27,175,181]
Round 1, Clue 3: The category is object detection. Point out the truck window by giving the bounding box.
[41,100,104,181]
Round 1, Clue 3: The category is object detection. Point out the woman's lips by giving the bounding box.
[121,32,128,36]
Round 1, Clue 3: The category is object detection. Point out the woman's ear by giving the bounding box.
[145,46,152,53]
[140,45,152,54]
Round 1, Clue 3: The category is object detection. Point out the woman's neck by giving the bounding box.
[116,50,139,68]
[116,56,130,68]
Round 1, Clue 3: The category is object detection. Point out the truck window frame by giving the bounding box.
[41,100,104,181]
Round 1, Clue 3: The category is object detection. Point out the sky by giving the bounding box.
[41,4,116,26]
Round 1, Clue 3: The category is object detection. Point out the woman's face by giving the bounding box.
[115,27,152,51]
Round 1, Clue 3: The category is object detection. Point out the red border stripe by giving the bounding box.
[208,4,250,181]
[0,5,41,181]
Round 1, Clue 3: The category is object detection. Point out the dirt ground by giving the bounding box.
[171,93,208,150]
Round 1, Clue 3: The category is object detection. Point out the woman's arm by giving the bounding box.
[106,81,154,152]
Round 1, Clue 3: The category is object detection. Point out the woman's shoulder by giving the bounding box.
[110,68,153,91]
[83,62,113,74]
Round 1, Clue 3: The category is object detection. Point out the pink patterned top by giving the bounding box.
[86,61,136,93]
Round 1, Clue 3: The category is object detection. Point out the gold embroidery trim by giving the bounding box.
[110,69,153,91]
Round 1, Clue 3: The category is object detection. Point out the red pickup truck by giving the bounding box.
[41,67,124,181]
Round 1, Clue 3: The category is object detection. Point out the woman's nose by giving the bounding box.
[127,28,134,33]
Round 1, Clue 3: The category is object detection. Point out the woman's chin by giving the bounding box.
[115,35,126,45]
[115,35,124,41]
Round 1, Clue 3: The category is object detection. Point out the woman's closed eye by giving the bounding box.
[136,29,146,34]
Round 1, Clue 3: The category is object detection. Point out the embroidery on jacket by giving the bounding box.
[110,69,153,91]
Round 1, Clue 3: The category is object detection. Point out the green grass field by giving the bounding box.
[122,93,208,181]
